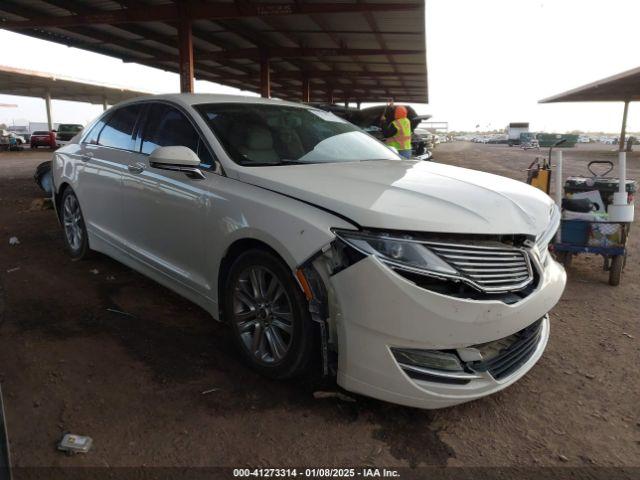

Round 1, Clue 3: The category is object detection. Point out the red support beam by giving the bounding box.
[327,88,334,104]
[178,16,194,93]
[302,77,310,103]
[260,53,271,98]
[132,47,423,62]
[2,2,422,28]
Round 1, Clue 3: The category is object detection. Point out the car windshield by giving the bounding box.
[195,103,400,166]
[58,125,83,133]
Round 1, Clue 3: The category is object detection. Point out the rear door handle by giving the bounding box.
[80,152,94,162]
[127,163,145,174]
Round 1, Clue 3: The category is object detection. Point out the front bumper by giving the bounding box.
[329,255,566,409]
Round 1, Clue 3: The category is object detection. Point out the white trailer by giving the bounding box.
[506,122,530,146]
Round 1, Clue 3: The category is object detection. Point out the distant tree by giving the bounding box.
[0,123,7,130]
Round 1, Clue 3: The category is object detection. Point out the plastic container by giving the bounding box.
[560,220,590,245]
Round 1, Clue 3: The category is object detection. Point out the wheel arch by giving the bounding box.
[54,181,71,221]
[217,237,297,322]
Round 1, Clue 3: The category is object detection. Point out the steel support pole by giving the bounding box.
[619,100,629,152]
[554,149,563,243]
[260,53,271,98]
[102,96,108,111]
[302,77,310,103]
[326,89,334,104]
[178,16,194,93]
[45,90,52,131]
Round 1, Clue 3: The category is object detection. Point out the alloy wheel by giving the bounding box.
[62,193,83,251]
[232,266,294,364]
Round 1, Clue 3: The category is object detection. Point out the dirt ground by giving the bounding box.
[0,143,638,471]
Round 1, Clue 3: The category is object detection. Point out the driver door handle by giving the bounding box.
[80,152,94,162]
[128,163,145,174]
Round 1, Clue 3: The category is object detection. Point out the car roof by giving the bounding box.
[117,93,311,111]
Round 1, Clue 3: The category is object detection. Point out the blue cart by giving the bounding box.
[554,220,629,286]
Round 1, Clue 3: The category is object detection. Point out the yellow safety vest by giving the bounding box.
[386,117,412,151]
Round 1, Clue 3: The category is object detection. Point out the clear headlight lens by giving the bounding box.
[332,230,458,277]
[535,204,561,265]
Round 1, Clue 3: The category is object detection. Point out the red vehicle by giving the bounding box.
[30,130,57,149]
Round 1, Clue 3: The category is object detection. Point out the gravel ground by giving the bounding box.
[0,143,638,470]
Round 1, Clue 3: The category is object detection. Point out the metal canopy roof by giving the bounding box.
[0,65,149,104]
[0,0,428,104]
[539,66,640,103]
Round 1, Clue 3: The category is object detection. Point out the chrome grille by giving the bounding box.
[425,242,533,293]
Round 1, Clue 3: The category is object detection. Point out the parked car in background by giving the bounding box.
[55,124,84,146]
[0,130,11,150]
[30,130,57,149]
[578,135,591,143]
[51,94,566,409]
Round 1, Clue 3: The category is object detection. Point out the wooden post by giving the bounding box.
[619,100,629,152]
[178,16,194,93]
[302,77,310,103]
[44,90,52,131]
[102,96,108,111]
[260,52,271,98]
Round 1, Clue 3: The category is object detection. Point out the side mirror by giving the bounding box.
[149,146,205,179]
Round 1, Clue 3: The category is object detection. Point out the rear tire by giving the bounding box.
[60,187,91,261]
[223,249,315,379]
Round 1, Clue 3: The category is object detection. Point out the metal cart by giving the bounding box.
[554,220,629,286]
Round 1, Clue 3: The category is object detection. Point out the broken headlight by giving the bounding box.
[534,204,561,266]
[332,229,458,278]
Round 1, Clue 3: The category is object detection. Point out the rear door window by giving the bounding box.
[98,104,141,150]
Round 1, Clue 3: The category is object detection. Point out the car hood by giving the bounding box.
[237,160,555,236]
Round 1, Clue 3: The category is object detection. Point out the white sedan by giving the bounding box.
[51,94,566,409]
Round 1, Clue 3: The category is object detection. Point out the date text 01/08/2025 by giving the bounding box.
[232,468,401,478]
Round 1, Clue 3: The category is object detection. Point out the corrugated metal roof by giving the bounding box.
[539,66,640,103]
[0,0,427,103]
[0,64,150,103]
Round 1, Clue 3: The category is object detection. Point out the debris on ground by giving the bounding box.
[58,434,93,455]
[622,332,634,339]
[201,388,220,395]
[558,454,569,462]
[6,267,19,273]
[106,275,116,281]
[313,391,356,403]
[89,269,99,275]
[105,308,136,319]
[29,198,53,211]
[8,237,19,246]
[584,373,596,380]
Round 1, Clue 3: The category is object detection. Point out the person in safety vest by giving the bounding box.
[382,105,412,159]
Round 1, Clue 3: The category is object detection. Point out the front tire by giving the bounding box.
[60,187,90,260]
[223,249,315,379]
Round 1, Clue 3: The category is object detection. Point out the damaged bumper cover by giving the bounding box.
[316,247,565,409]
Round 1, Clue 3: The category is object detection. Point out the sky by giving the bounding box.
[1,0,640,133]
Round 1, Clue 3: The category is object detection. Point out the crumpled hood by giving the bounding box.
[238,160,555,236]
